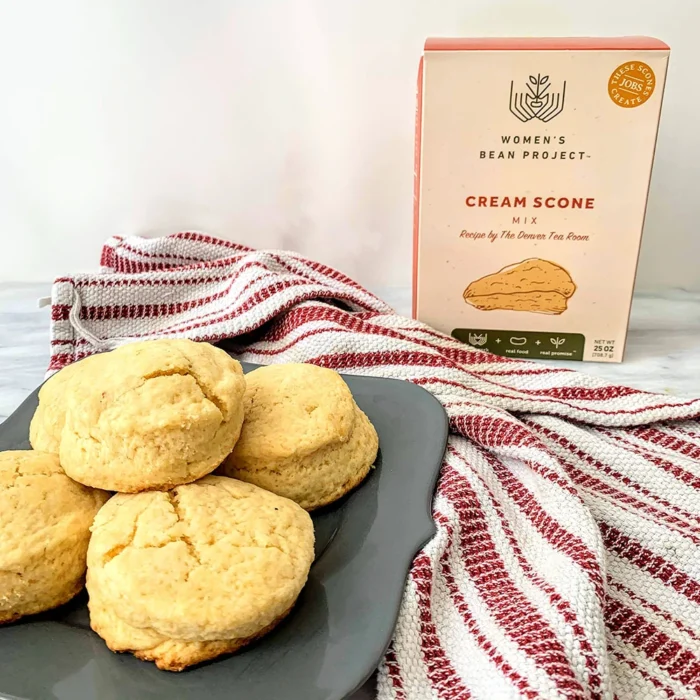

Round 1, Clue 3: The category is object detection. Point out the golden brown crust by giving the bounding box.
[303,409,376,511]
[0,451,109,624]
[220,364,378,510]
[29,356,100,454]
[86,476,314,668]
[93,602,293,672]
[37,339,246,492]
[0,578,84,626]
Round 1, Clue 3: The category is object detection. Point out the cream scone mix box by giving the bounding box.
[413,37,669,362]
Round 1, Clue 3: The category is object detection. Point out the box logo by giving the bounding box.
[467,332,488,346]
[509,74,566,123]
[608,61,655,108]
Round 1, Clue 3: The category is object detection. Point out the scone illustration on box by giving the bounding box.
[463,258,576,314]
[413,37,669,362]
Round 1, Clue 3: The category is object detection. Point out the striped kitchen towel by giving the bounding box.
[48,232,700,700]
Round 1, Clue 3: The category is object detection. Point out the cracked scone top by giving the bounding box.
[220,363,379,510]
[38,339,246,492]
[0,451,109,624]
[86,476,315,671]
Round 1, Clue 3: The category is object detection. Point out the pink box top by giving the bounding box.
[424,37,669,52]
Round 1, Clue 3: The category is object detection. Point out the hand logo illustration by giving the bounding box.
[509,74,566,123]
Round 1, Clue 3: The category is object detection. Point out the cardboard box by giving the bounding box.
[413,37,669,362]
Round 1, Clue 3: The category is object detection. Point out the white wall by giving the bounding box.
[0,0,698,291]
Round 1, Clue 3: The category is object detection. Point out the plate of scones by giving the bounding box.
[0,339,448,700]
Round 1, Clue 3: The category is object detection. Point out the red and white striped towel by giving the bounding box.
[48,232,700,700]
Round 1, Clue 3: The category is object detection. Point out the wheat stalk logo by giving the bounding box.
[509,73,566,123]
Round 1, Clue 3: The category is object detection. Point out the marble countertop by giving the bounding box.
[1,282,699,423]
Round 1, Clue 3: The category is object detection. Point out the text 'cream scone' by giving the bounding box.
[220,363,378,510]
[0,451,108,624]
[55,339,246,492]
[87,476,314,671]
[463,258,576,314]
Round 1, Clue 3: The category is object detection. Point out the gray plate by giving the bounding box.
[0,362,448,700]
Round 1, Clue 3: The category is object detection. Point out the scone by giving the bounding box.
[463,258,576,314]
[54,339,246,492]
[29,354,100,453]
[86,476,314,671]
[0,450,109,624]
[220,363,378,510]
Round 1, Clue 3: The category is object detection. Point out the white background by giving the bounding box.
[0,0,698,291]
